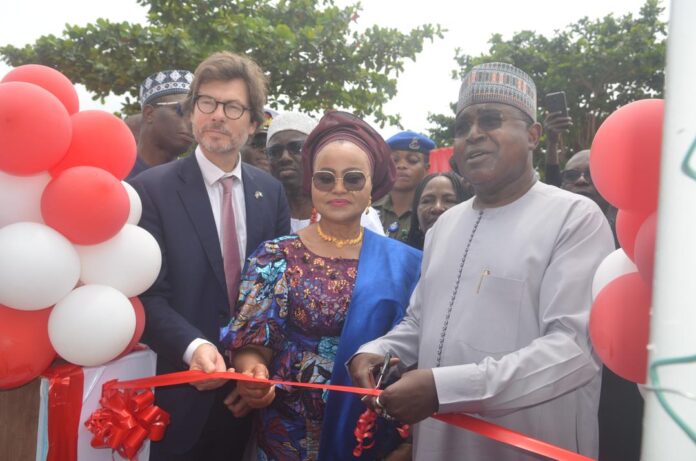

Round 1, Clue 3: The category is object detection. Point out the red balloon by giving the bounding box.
[2,64,79,114]
[50,110,136,180]
[635,212,658,284]
[41,166,130,244]
[0,304,56,389]
[116,297,146,359]
[590,99,663,213]
[616,209,650,261]
[590,273,651,383]
[0,82,72,175]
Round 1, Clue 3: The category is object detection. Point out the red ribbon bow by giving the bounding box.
[84,380,170,460]
[353,408,410,457]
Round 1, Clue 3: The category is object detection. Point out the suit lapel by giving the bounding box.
[242,164,263,256]
[177,155,227,293]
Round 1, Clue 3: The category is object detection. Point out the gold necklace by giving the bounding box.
[316,224,364,248]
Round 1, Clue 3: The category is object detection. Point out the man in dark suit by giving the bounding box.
[130,52,290,461]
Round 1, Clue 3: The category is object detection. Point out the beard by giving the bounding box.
[195,122,245,155]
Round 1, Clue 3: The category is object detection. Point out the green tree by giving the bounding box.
[1,0,442,126]
[427,0,666,165]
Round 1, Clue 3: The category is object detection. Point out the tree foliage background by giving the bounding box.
[0,0,442,126]
[426,0,666,167]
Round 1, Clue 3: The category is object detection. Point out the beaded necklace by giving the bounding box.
[435,209,484,367]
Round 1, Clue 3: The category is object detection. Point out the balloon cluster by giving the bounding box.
[589,99,662,384]
[0,65,160,389]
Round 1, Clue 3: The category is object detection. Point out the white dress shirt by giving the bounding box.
[195,146,247,267]
[184,147,247,365]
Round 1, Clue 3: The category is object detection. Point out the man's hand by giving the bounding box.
[349,352,400,409]
[349,352,385,389]
[378,368,438,424]
[544,111,573,146]
[236,363,275,409]
[189,343,228,391]
[385,442,412,461]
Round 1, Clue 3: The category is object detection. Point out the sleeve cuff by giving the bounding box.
[183,338,215,365]
[432,363,485,414]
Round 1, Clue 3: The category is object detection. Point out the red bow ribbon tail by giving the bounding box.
[353,408,378,457]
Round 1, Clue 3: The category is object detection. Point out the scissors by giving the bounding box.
[372,353,397,420]
[360,352,392,406]
[374,352,392,390]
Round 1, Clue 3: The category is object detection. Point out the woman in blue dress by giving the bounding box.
[221,111,421,461]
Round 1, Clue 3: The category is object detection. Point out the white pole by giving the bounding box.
[642,1,696,459]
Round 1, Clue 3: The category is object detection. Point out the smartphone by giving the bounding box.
[545,91,568,117]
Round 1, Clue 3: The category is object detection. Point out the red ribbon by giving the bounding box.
[433,413,594,461]
[103,369,381,396]
[84,386,170,460]
[43,364,84,461]
[88,370,594,461]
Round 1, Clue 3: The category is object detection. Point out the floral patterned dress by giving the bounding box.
[223,235,359,461]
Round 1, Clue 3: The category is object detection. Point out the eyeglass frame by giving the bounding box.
[311,170,370,192]
[193,94,251,120]
[266,141,304,160]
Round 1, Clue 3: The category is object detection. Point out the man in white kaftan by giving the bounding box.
[350,62,614,460]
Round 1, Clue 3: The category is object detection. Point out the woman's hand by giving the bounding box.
[224,363,276,416]
[237,362,276,408]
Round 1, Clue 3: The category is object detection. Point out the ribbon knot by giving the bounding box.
[85,381,170,460]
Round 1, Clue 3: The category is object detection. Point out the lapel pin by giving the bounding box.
[255,191,263,199]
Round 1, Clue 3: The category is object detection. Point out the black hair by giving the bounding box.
[405,172,470,250]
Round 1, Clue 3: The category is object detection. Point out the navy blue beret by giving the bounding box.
[386,130,436,155]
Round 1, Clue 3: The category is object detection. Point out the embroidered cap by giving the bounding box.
[266,111,318,143]
[456,62,537,121]
[140,69,194,108]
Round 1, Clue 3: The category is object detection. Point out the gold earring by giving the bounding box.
[365,197,372,215]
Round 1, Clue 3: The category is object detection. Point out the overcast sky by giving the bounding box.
[0,0,666,138]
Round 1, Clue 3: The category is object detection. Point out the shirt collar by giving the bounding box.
[374,194,393,212]
[195,146,243,187]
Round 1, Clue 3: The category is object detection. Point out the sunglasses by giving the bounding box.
[454,110,530,138]
[561,169,592,184]
[266,141,304,159]
[312,170,368,192]
[153,100,185,117]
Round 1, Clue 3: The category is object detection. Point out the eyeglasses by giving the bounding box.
[152,101,185,117]
[561,169,592,184]
[194,95,250,120]
[312,170,368,192]
[266,141,304,159]
[454,110,530,138]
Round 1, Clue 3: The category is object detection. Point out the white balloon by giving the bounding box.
[0,222,80,310]
[122,181,142,225]
[48,284,135,366]
[75,224,162,297]
[592,248,638,299]
[0,171,50,227]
